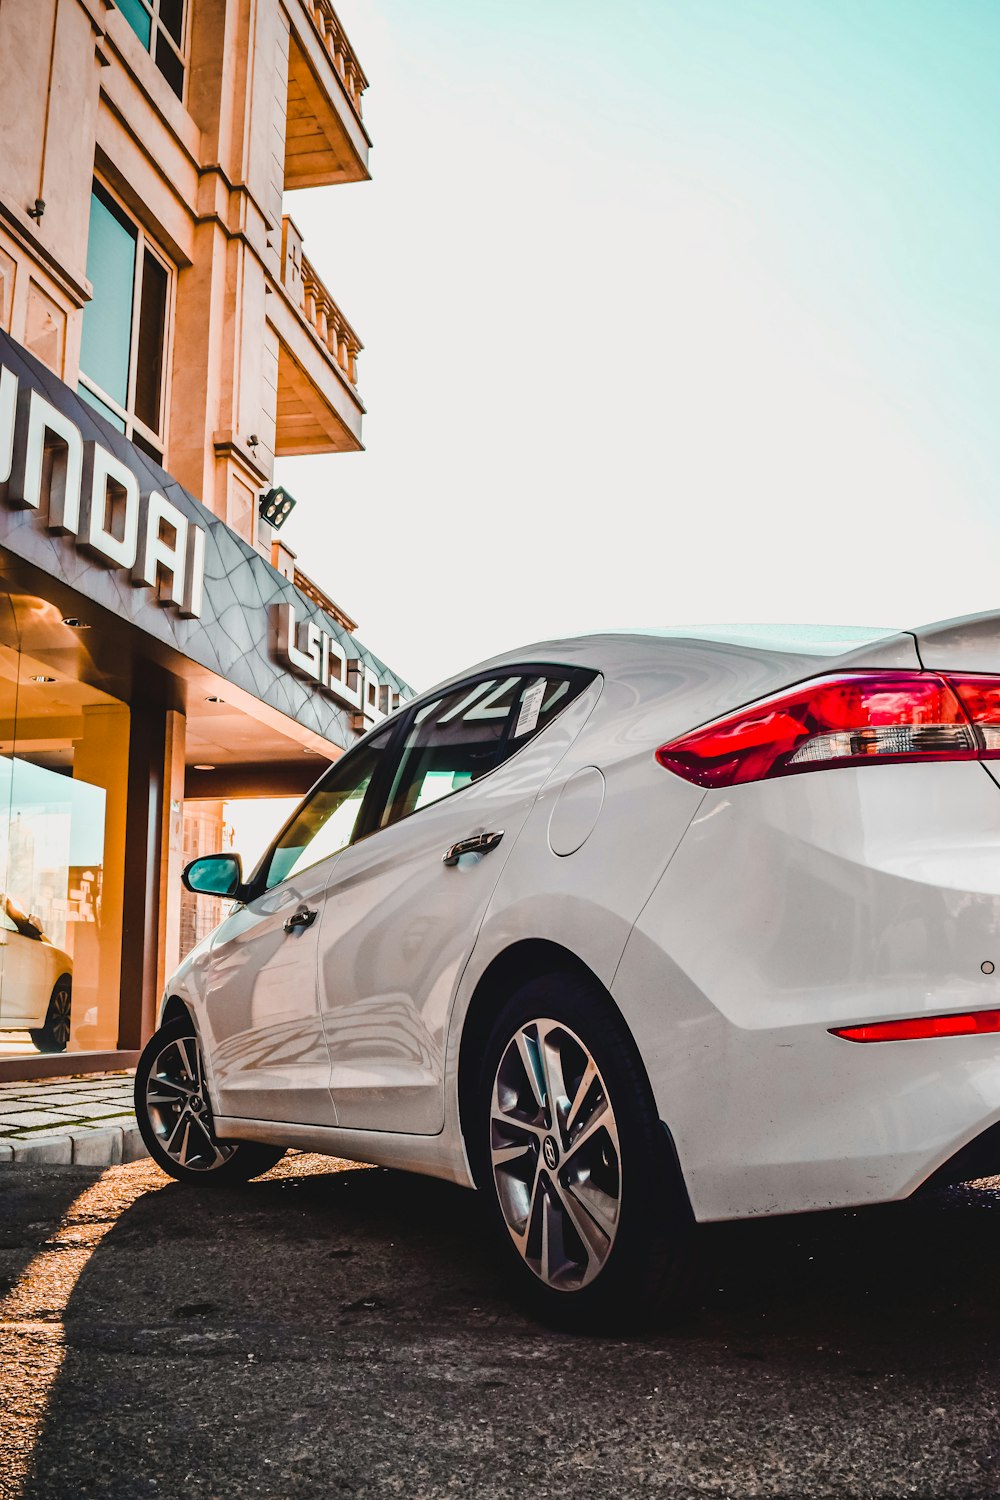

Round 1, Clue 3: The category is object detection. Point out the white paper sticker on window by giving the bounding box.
[514,678,546,738]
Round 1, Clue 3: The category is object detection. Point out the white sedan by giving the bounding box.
[136,613,1000,1328]
[0,903,73,1052]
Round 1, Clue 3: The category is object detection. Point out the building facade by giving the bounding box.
[0,0,407,1078]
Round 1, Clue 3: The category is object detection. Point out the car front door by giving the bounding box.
[201,724,394,1126]
[315,668,598,1135]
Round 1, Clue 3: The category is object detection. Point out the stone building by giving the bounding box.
[0,0,407,1078]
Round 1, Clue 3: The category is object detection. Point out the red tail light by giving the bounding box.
[656,671,1000,788]
[832,1009,1000,1043]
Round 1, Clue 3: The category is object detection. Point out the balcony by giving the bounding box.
[285,0,372,189]
[271,215,365,456]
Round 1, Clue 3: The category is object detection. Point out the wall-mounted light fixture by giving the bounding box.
[259,486,297,531]
[27,199,45,222]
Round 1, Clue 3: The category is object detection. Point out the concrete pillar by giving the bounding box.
[156,708,186,1001]
[71,702,131,1051]
[118,699,167,1050]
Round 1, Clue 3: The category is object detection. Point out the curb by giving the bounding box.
[0,1122,149,1167]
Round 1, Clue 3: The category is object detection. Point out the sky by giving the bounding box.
[275,0,1000,693]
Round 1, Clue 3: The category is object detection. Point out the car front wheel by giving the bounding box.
[475,974,693,1331]
[135,1017,285,1185]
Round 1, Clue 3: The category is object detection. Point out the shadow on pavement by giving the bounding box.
[0,1164,107,1303]
[11,1156,1000,1498]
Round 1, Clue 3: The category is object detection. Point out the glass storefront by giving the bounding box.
[180,797,297,956]
[0,590,128,1061]
[0,327,411,1077]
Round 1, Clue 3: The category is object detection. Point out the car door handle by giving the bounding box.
[283,904,317,933]
[442,830,504,867]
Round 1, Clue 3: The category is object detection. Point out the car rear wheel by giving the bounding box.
[28,975,72,1053]
[474,973,693,1331]
[135,1017,285,1185]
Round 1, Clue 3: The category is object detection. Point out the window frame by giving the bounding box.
[78,180,175,465]
[119,0,190,103]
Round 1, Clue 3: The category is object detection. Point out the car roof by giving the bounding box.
[464,623,902,678]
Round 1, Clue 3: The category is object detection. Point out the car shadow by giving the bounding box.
[13,1158,1000,1498]
[0,1162,107,1301]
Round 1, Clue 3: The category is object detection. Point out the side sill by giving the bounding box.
[213,1114,476,1190]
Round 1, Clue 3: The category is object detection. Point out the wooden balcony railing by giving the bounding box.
[302,0,368,119]
[280,216,362,387]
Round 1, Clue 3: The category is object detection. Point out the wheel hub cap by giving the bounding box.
[489,1017,622,1292]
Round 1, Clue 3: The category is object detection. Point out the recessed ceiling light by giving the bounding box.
[206,695,224,704]
[193,763,215,771]
[61,616,90,629]
[30,674,55,684]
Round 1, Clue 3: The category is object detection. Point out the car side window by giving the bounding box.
[500,670,594,759]
[262,723,394,889]
[379,676,524,830]
[377,668,596,832]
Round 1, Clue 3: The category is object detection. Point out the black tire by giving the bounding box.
[471,972,694,1332]
[29,974,72,1053]
[135,1017,286,1185]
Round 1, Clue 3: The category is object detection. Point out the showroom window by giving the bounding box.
[117,0,187,100]
[0,589,128,1063]
[78,184,172,463]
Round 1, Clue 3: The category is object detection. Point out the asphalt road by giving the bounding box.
[2,1154,1000,1499]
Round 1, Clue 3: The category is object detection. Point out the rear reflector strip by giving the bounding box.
[831,1010,1000,1043]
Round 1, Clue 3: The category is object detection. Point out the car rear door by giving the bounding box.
[315,667,599,1135]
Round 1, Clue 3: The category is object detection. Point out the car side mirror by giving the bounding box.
[181,852,244,899]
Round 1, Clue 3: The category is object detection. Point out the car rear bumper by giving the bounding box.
[613,759,1000,1221]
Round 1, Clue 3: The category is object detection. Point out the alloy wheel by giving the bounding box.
[489,1017,622,1291]
[144,1033,236,1172]
[48,983,71,1050]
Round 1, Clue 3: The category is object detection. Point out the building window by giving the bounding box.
[117,0,186,100]
[78,184,172,464]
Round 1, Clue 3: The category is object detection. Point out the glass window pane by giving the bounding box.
[381,677,521,829]
[117,0,152,49]
[504,673,590,753]
[132,431,163,464]
[154,30,184,98]
[80,189,137,410]
[264,727,391,888]
[77,382,127,433]
[159,0,184,45]
[134,250,168,433]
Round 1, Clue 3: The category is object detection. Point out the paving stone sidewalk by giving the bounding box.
[0,1073,147,1166]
